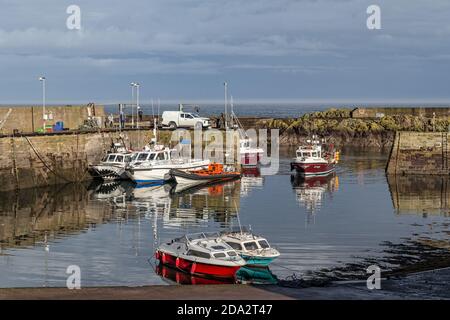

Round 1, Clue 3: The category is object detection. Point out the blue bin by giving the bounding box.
[53,121,64,131]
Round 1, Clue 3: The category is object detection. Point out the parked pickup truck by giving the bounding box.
[161,111,211,129]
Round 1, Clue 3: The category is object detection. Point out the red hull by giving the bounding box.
[156,264,235,285]
[155,251,241,278]
[290,162,335,176]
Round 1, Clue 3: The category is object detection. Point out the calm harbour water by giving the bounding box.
[0,147,449,287]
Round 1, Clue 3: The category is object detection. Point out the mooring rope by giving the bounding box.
[24,136,73,183]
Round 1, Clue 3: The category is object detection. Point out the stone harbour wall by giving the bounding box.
[0,130,153,192]
[386,131,450,175]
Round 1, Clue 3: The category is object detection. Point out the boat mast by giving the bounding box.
[224,81,228,129]
[233,200,243,235]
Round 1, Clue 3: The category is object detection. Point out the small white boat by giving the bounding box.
[220,228,280,267]
[155,232,246,278]
[89,152,133,180]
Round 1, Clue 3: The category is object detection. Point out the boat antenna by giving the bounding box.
[233,199,243,235]
[151,98,157,145]
[157,98,161,143]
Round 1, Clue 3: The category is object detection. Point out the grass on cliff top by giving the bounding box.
[260,108,450,134]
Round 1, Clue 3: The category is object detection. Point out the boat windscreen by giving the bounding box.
[258,240,270,248]
[227,251,237,257]
[203,232,220,238]
[137,153,148,161]
[244,241,259,250]
[187,233,205,241]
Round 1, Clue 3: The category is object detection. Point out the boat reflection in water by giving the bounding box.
[387,174,450,216]
[291,173,339,225]
[240,167,264,198]
[155,263,278,285]
[89,178,242,226]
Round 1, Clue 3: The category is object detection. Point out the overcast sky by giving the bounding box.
[1,0,450,104]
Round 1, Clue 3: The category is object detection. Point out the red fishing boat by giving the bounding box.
[155,232,246,279]
[290,137,339,177]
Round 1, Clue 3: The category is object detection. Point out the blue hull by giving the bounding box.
[241,254,276,267]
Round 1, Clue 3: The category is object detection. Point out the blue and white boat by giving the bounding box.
[125,145,209,185]
[220,228,280,267]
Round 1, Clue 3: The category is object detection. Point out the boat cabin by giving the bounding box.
[102,153,132,164]
[175,232,240,261]
[295,145,323,159]
[130,149,176,164]
[221,232,271,253]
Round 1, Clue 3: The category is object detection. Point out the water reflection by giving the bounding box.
[290,174,339,224]
[155,264,277,285]
[0,183,112,250]
[387,174,450,216]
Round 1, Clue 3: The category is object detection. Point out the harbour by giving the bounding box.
[1,142,449,298]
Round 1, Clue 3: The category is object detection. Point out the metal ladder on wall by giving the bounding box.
[443,132,448,173]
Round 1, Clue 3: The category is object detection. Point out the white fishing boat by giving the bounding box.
[88,150,133,180]
[126,146,210,185]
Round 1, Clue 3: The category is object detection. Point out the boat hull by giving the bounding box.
[240,254,277,267]
[88,165,126,181]
[127,162,210,185]
[240,151,262,167]
[170,169,241,186]
[155,251,241,278]
[290,161,335,176]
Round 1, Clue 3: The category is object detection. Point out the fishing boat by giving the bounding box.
[169,163,241,187]
[125,145,210,185]
[88,150,134,180]
[290,137,339,177]
[220,228,280,267]
[239,137,264,167]
[155,232,246,278]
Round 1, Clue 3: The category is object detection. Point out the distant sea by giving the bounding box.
[104,102,450,118]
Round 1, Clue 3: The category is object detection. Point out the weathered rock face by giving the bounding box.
[279,131,395,149]
[386,132,450,175]
[0,130,153,192]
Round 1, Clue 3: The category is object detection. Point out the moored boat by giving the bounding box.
[125,146,210,185]
[155,232,246,278]
[88,151,133,180]
[290,137,339,177]
[239,137,264,167]
[220,228,280,267]
[170,163,241,187]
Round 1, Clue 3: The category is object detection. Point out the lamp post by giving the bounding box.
[39,76,46,133]
[135,83,140,129]
[130,82,136,128]
[224,81,228,129]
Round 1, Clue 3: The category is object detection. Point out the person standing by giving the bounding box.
[108,113,114,128]
[119,109,125,129]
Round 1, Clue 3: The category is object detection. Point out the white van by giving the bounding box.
[161,111,211,129]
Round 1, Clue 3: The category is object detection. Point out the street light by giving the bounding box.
[135,83,140,129]
[130,82,136,128]
[131,82,140,129]
[39,76,46,133]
